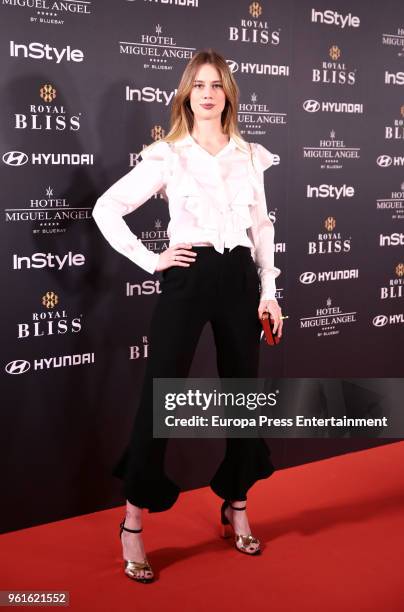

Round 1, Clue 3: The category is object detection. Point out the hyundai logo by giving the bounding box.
[2,151,29,166]
[303,99,320,113]
[372,315,388,327]
[377,155,393,167]
[226,59,239,73]
[299,271,316,284]
[5,359,31,374]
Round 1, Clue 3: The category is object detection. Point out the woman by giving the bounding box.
[92,49,283,583]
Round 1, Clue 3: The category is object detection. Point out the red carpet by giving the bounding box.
[1,442,403,611]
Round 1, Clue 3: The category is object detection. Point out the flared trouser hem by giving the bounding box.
[112,247,276,513]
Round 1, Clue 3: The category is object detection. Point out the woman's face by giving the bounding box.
[189,63,227,123]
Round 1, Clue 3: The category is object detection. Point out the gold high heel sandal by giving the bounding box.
[119,518,154,583]
[220,501,261,555]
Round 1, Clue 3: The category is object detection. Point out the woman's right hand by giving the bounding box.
[155,243,197,272]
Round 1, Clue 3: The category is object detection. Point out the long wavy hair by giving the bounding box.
[142,49,251,156]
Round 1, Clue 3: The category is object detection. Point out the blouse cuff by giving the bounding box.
[258,268,281,302]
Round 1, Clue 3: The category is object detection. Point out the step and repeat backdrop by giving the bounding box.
[1,0,403,531]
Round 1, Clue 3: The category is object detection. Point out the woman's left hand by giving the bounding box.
[258,299,283,338]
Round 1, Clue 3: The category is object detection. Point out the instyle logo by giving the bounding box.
[12,252,85,270]
[379,233,404,246]
[385,71,404,85]
[126,280,162,296]
[10,41,84,63]
[306,184,355,199]
[125,85,177,106]
[310,9,360,29]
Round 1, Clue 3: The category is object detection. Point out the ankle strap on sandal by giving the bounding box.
[120,521,142,533]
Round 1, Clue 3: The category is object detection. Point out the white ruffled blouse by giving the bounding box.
[92,133,281,300]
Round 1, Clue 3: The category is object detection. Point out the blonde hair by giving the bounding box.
[142,48,252,158]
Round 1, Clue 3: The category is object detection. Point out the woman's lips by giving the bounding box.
[201,104,214,109]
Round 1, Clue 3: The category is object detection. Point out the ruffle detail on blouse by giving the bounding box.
[176,172,258,245]
[250,142,277,172]
[139,140,172,190]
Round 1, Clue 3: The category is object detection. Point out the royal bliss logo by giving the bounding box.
[380,263,404,300]
[308,217,351,255]
[312,45,357,85]
[129,336,149,360]
[17,291,83,339]
[13,83,82,131]
[129,126,168,169]
[228,2,280,46]
[385,105,404,140]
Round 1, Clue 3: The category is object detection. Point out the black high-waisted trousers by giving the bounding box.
[112,245,275,512]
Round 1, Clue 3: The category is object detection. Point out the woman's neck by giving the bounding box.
[191,120,229,145]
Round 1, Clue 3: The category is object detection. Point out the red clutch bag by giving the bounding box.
[261,312,281,345]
